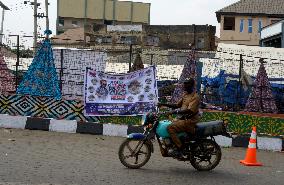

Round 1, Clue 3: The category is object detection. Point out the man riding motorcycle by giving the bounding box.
[158,78,201,157]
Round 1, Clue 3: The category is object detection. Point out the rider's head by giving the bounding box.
[183,78,195,94]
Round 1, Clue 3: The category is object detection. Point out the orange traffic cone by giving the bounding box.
[240,126,262,166]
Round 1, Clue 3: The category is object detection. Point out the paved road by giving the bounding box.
[0,128,283,185]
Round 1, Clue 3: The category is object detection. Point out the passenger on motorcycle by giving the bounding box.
[158,78,201,157]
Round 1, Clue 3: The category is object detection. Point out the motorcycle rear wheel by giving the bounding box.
[189,139,222,171]
[118,139,151,169]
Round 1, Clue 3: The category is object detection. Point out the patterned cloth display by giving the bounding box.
[0,94,98,122]
[171,49,197,103]
[245,61,278,113]
[0,52,15,93]
[53,48,107,100]
[16,39,61,100]
[84,66,158,116]
[130,53,144,72]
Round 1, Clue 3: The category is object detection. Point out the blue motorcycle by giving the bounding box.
[118,112,231,171]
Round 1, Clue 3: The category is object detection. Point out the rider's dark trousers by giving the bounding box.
[167,118,199,149]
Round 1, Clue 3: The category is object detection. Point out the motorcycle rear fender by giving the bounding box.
[127,133,154,153]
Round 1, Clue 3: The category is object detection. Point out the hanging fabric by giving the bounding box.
[245,60,278,113]
[17,31,61,100]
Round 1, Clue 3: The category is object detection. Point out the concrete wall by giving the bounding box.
[58,0,150,24]
[115,1,132,21]
[220,15,282,46]
[59,0,85,19]
[87,0,105,20]
[91,24,216,50]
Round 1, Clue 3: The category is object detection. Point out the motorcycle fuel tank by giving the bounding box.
[157,120,187,138]
[156,120,172,138]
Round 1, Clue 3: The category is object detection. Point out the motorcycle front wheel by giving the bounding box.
[189,139,222,171]
[118,139,151,169]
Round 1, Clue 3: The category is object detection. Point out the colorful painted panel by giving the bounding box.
[200,111,284,137]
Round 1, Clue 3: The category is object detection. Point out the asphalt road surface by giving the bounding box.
[0,128,283,185]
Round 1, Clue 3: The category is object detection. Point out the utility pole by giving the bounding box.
[45,0,49,32]
[0,1,10,44]
[24,1,41,52]
[33,0,38,51]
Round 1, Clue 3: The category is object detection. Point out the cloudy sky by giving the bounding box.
[0,0,239,48]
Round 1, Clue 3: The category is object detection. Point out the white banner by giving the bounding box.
[107,25,143,32]
[84,66,158,116]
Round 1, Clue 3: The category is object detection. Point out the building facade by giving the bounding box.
[261,20,284,48]
[216,0,284,46]
[57,0,151,34]
[53,24,216,50]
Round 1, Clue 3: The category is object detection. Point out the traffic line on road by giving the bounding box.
[0,114,283,152]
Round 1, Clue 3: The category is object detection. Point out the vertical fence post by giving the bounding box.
[129,43,133,72]
[60,49,63,92]
[237,54,243,110]
[15,35,19,89]
[150,53,154,65]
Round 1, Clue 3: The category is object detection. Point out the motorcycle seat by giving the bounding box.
[195,120,224,137]
[196,120,223,129]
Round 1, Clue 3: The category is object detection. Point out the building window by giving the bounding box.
[72,20,78,27]
[248,19,253,33]
[59,19,64,27]
[197,38,205,49]
[119,36,137,44]
[240,19,244,32]
[102,36,112,43]
[271,19,280,24]
[223,17,235,30]
[145,36,159,46]
[104,20,114,25]
[258,20,262,33]
[58,31,64,35]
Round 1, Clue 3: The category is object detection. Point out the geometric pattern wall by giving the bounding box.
[0,94,98,122]
[0,94,283,137]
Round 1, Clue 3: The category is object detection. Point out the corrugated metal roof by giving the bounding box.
[216,0,284,22]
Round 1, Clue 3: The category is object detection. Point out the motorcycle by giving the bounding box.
[118,112,232,171]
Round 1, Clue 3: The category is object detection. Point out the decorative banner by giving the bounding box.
[171,49,197,103]
[53,48,107,100]
[84,66,158,116]
[245,61,278,113]
[17,39,61,100]
[0,52,15,93]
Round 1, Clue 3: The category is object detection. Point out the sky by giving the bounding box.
[0,0,239,48]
